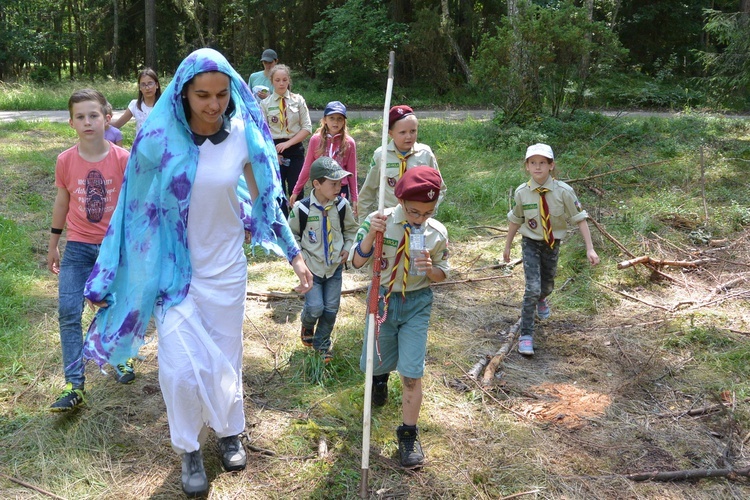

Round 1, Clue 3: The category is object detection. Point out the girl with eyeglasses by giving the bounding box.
[111,68,162,134]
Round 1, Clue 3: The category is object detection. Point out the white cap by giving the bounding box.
[525,143,554,160]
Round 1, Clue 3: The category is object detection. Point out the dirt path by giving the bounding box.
[2,109,747,124]
[0,108,495,124]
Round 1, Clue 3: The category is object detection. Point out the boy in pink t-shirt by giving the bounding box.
[47,89,130,411]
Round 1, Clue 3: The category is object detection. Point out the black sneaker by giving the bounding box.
[217,435,247,472]
[396,425,424,468]
[372,373,389,407]
[116,358,136,384]
[50,383,85,412]
[181,449,208,497]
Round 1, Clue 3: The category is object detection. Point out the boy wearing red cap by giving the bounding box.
[504,143,599,356]
[358,105,446,217]
[351,166,450,468]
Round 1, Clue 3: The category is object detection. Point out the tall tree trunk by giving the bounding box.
[145,0,157,70]
[610,0,621,29]
[207,0,221,47]
[507,0,525,114]
[112,0,119,77]
[441,0,471,82]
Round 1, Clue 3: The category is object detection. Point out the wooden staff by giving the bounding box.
[360,50,395,499]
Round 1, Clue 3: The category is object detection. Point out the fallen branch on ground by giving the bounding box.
[712,275,749,294]
[624,464,750,482]
[471,257,523,272]
[587,217,676,282]
[0,472,66,500]
[617,255,714,270]
[246,274,515,300]
[482,319,522,387]
[566,160,669,184]
[655,398,750,418]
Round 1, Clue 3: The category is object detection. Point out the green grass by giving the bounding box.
[0,113,749,498]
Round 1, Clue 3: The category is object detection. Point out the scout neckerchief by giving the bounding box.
[279,95,288,134]
[314,201,335,266]
[380,222,411,324]
[395,150,413,178]
[535,186,555,248]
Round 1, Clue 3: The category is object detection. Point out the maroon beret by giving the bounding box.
[388,105,414,128]
[394,166,442,203]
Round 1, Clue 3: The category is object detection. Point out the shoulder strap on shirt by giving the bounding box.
[335,196,348,234]
[298,197,311,232]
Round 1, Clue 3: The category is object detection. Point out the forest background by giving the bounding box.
[1,0,750,116]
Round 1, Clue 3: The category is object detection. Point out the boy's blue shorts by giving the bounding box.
[360,286,433,379]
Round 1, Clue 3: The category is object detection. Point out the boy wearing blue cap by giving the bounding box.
[288,157,358,362]
[504,143,600,356]
[352,165,450,468]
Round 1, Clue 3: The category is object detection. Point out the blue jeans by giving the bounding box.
[301,265,343,351]
[58,241,100,388]
[520,237,560,337]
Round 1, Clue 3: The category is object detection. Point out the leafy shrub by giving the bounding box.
[309,0,408,88]
[29,66,54,83]
[471,0,626,118]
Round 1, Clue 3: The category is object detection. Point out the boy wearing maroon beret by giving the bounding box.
[351,166,450,468]
[358,105,446,217]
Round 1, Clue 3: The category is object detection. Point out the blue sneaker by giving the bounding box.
[518,335,534,356]
[536,298,551,320]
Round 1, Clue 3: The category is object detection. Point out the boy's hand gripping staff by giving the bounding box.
[360,50,394,499]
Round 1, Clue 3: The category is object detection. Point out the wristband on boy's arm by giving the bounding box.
[50,227,63,235]
[355,241,374,258]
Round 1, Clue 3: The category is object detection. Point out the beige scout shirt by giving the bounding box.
[260,90,312,139]
[507,176,589,242]
[352,205,450,293]
[288,190,358,278]
[358,140,445,217]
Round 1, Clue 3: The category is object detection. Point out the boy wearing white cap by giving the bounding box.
[503,143,599,356]
[288,157,358,362]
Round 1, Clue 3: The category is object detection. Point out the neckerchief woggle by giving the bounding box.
[83,48,300,376]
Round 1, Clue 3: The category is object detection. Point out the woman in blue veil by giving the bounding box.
[83,48,312,495]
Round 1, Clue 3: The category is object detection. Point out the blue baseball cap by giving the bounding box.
[323,101,347,117]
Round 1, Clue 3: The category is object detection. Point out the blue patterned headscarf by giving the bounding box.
[83,48,299,374]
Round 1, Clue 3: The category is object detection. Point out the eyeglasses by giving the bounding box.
[403,203,434,219]
[139,81,157,89]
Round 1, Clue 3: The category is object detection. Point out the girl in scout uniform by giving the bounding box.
[260,64,312,216]
[358,105,446,217]
[503,143,600,356]
[351,166,450,469]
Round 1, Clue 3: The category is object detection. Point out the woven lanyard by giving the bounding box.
[316,203,334,265]
[395,151,413,178]
[326,133,341,161]
[536,187,555,248]
[279,96,288,133]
